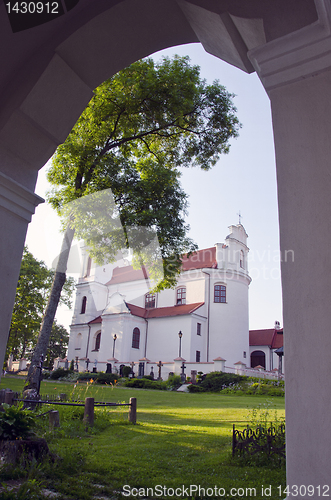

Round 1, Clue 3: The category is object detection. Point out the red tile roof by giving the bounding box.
[88,316,102,324]
[106,266,147,285]
[144,302,205,318]
[249,328,283,348]
[181,247,217,271]
[126,302,205,319]
[88,302,205,322]
[106,247,217,285]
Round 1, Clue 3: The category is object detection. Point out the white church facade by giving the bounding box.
[65,223,257,378]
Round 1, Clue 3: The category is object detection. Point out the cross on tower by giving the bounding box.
[237,211,243,225]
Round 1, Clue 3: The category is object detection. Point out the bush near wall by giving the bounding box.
[77,373,119,385]
[188,372,244,393]
[187,373,285,396]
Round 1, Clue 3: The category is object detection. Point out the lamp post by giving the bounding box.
[178,331,183,358]
[112,334,117,358]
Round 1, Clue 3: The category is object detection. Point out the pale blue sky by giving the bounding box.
[25,43,282,331]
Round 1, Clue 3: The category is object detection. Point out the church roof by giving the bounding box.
[249,328,283,349]
[106,247,217,286]
[106,266,147,285]
[181,247,217,271]
[127,302,205,319]
[88,315,102,324]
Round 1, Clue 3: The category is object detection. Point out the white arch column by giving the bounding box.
[0,172,43,369]
[249,0,331,492]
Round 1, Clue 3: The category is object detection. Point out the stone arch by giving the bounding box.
[1,0,331,491]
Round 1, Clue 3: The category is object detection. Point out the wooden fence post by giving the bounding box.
[4,390,14,405]
[49,410,60,430]
[84,397,94,426]
[128,397,137,424]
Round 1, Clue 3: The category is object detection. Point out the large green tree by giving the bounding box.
[44,322,69,369]
[7,248,73,363]
[25,55,240,391]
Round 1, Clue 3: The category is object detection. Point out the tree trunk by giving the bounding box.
[24,224,75,391]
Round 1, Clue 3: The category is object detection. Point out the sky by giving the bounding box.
[25,42,282,332]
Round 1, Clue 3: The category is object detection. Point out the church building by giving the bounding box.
[66,223,254,377]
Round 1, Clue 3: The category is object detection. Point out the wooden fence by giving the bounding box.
[1,389,137,425]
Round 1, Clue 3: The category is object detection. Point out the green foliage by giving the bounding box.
[188,372,244,393]
[49,368,72,380]
[47,55,240,290]
[6,248,74,362]
[76,372,119,384]
[121,365,132,378]
[124,378,167,390]
[166,373,182,390]
[187,373,285,396]
[0,479,44,500]
[233,401,286,468]
[93,373,120,385]
[0,404,35,440]
[0,378,286,499]
[44,323,70,369]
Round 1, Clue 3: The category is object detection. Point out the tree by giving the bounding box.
[6,248,73,363]
[25,55,240,391]
[44,322,69,369]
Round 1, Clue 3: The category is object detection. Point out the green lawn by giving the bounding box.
[0,376,286,499]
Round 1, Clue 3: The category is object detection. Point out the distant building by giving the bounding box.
[249,322,284,372]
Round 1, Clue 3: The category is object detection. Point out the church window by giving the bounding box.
[240,250,244,269]
[145,293,156,308]
[196,350,201,362]
[176,287,186,305]
[214,285,226,303]
[132,328,140,349]
[94,331,101,351]
[197,323,201,335]
[81,296,87,314]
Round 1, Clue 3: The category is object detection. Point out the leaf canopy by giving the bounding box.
[47,55,240,289]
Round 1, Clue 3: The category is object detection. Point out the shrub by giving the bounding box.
[0,404,36,440]
[77,372,98,382]
[124,378,167,390]
[187,384,205,393]
[122,366,132,378]
[166,374,182,390]
[49,368,72,380]
[95,373,119,385]
[188,372,245,393]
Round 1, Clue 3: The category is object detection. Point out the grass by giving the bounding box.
[0,375,286,499]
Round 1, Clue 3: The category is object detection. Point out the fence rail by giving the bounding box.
[1,390,137,424]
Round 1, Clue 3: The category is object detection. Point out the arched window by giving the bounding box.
[214,285,226,303]
[145,293,156,308]
[94,331,101,351]
[176,287,186,305]
[240,250,244,269]
[132,328,140,349]
[80,296,87,314]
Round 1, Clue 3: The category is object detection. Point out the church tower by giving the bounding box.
[206,223,251,366]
